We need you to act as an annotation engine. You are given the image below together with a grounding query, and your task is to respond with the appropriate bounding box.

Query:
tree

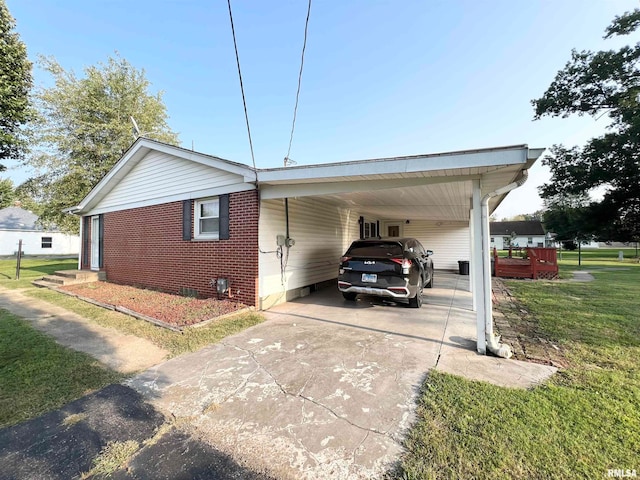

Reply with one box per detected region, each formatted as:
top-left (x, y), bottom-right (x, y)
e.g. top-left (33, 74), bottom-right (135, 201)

top-left (0, 178), bottom-right (14, 208)
top-left (544, 207), bottom-right (595, 266)
top-left (533, 9), bottom-right (640, 245)
top-left (0, 0), bottom-right (33, 170)
top-left (499, 210), bottom-right (545, 222)
top-left (26, 54), bottom-right (179, 233)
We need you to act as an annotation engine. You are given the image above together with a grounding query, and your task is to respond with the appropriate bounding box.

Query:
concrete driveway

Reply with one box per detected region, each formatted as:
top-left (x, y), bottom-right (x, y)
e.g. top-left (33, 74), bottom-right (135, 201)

top-left (127, 272), bottom-right (555, 479)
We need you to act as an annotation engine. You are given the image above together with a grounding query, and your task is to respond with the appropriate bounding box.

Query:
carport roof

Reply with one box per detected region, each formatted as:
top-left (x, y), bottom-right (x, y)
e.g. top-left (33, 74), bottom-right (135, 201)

top-left (258, 144), bottom-right (545, 222)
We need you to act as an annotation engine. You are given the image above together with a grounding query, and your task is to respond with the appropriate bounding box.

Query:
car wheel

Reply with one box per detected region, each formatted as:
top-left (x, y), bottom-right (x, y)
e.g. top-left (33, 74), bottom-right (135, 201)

top-left (342, 292), bottom-right (357, 301)
top-left (426, 269), bottom-right (434, 288)
top-left (408, 283), bottom-right (423, 308)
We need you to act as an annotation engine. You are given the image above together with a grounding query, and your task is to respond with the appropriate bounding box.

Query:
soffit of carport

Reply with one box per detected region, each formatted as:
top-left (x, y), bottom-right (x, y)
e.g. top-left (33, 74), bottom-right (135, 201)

top-left (260, 163), bottom-right (526, 222)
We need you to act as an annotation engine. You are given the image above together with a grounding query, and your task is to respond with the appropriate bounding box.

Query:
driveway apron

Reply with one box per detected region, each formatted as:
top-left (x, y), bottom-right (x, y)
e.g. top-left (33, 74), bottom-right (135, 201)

top-left (127, 273), bottom-right (473, 479)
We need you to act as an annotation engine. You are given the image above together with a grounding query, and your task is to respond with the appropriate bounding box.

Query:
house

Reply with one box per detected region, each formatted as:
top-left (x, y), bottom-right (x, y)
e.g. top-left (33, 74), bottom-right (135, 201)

top-left (66, 138), bottom-right (545, 354)
top-left (0, 205), bottom-right (80, 256)
top-left (490, 220), bottom-right (547, 250)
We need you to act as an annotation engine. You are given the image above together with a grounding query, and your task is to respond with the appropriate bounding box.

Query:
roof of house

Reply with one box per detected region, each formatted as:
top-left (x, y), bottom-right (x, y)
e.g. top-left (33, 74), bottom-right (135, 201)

top-left (490, 221), bottom-right (545, 236)
top-left (68, 138), bottom-right (546, 221)
top-left (0, 206), bottom-right (47, 231)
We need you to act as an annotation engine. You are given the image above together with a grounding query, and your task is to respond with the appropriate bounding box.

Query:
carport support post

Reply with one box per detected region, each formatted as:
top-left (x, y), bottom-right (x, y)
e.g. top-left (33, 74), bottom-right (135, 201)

top-left (471, 180), bottom-right (486, 354)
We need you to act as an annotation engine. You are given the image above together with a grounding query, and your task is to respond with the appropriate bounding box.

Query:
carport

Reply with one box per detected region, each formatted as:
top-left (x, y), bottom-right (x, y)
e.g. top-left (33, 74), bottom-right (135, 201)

top-left (256, 144), bottom-right (545, 354)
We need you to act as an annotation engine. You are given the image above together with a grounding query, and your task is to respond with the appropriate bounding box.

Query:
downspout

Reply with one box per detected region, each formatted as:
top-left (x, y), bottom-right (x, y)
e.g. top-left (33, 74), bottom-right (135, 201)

top-left (481, 169), bottom-right (529, 358)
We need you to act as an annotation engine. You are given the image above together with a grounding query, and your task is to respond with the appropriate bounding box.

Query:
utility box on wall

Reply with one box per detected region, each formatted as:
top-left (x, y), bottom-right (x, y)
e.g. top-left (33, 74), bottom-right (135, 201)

top-left (217, 278), bottom-right (229, 296)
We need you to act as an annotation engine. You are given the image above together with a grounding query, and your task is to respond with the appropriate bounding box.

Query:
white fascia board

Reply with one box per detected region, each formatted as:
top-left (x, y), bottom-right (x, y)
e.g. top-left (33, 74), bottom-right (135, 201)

top-left (259, 174), bottom-right (480, 200)
top-left (85, 183), bottom-right (255, 216)
top-left (258, 146), bottom-right (529, 184)
top-left (73, 138), bottom-right (257, 215)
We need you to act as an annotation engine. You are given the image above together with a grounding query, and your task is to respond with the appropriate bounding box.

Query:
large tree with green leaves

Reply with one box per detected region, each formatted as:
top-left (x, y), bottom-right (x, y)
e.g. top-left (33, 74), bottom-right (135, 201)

top-left (533, 9), bottom-right (640, 243)
top-left (0, 0), bottom-right (32, 170)
top-left (27, 54), bottom-right (179, 233)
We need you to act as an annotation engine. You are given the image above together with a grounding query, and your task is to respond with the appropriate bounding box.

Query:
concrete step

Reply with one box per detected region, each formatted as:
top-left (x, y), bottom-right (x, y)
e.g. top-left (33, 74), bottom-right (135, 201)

top-left (41, 275), bottom-right (67, 285)
top-left (32, 279), bottom-right (61, 289)
top-left (54, 270), bottom-right (100, 282)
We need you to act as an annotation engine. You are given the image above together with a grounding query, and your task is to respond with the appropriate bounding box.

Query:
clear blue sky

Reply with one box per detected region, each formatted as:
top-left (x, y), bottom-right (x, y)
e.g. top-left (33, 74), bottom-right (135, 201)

top-left (6, 0), bottom-right (639, 218)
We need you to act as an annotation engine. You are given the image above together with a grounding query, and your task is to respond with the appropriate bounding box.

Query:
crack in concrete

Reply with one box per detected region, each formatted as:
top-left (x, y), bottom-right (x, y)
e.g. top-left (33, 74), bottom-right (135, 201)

top-left (351, 431), bottom-right (369, 464)
top-left (221, 341), bottom-right (395, 440)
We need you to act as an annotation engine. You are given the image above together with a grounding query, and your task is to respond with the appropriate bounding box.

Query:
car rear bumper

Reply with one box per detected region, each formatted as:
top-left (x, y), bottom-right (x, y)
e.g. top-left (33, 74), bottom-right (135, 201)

top-left (337, 281), bottom-right (418, 299)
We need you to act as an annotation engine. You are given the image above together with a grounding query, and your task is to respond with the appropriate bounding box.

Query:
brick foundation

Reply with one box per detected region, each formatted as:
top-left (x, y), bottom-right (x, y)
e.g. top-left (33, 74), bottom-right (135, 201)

top-left (95, 190), bottom-right (259, 306)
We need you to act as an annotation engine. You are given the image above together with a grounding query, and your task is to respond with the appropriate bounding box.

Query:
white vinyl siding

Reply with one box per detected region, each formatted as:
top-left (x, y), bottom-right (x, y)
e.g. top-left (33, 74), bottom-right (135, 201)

top-left (402, 221), bottom-right (469, 271)
top-left (0, 231), bottom-right (80, 255)
top-left (94, 150), bottom-right (250, 213)
top-left (259, 197), bottom-right (359, 307)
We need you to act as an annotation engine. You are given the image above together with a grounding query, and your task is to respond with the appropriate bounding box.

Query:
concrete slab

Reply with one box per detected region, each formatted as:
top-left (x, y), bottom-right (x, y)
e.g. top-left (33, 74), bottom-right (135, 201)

top-left (434, 281), bottom-right (558, 388)
top-left (570, 270), bottom-right (595, 282)
top-left (0, 287), bottom-right (168, 374)
top-left (125, 272), bottom-right (557, 479)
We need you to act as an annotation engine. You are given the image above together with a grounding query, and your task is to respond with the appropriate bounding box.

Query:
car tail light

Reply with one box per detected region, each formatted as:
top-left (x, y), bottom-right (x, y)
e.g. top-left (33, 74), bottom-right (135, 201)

top-left (338, 281), bottom-right (352, 288)
top-left (340, 256), bottom-right (352, 264)
top-left (388, 287), bottom-right (409, 295)
top-left (391, 258), bottom-right (412, 274)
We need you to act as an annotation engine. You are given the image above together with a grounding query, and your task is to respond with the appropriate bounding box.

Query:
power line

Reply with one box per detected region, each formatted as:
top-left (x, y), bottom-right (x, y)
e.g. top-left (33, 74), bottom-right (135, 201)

top-left (227, 0), bottom-right (258, 176)
top-left (285, 0), bottom-right (312, 164)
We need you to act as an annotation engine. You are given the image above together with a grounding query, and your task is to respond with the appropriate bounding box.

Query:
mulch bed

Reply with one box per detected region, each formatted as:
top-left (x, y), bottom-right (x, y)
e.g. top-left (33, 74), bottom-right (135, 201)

top-left (60, 282), bottom-right (248, 329)
top-left (492, 278), bottom-right (569, 368)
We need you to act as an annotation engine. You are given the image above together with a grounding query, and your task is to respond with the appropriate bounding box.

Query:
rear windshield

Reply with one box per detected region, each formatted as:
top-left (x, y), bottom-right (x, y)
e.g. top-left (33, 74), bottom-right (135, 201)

top-left (347, 241), bottom-right (403, 257)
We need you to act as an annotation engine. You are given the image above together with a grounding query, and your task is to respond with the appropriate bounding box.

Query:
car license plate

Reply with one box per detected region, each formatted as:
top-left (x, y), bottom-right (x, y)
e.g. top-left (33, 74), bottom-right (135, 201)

top-left (362, 273), bottom-right (377, 283)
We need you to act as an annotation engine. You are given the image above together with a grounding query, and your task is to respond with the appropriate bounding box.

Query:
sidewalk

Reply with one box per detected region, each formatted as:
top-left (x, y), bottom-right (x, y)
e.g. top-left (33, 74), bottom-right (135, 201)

top-left (0, 286), bottom-right (168, 374)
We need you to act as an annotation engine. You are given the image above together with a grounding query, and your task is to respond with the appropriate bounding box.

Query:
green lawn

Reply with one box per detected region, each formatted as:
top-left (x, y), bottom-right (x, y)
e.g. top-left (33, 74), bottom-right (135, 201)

top-left (0, 309), bottom-right (123, 427)
top-left (0, 256), bottom-right (77, 289)
top-left (0, 258), bottom-right (264, 427)
top-left (399, 249), bottom-right (640, 479)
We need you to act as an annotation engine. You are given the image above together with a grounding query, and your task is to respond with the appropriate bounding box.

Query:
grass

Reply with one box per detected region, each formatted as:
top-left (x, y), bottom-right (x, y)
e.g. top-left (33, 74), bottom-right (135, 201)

top-left (0, 256), bottom-right (77, 289)
top-left (81, 440), bottom-right (140, 479)
top-left (0, 309), bottom-right (124, 428)
top-left (399, 249), bottom-right (640, 479)
top-left (0, 258), bottom-right (264, 428)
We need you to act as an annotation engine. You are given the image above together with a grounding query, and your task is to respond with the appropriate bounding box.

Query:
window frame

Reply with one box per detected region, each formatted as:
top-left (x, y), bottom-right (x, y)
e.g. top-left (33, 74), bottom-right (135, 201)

top-left (194, 197), bottom-right (221, 240)
top-left (41, 236), bottom-right (53, 249)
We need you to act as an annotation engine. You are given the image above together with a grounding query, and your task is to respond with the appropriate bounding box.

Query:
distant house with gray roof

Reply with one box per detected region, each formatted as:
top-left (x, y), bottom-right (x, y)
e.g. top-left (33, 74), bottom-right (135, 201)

top-left (0, 205), bottom-right (80, 256)
top-left (490, 220), bottom-right (547, 250)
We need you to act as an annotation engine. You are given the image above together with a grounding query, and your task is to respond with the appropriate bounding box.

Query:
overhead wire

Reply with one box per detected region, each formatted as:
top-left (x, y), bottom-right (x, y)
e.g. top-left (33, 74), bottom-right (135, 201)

top-left (285, 0), bottom-right (312, 163)
top-left (226, 0), bottom-right (258, 181)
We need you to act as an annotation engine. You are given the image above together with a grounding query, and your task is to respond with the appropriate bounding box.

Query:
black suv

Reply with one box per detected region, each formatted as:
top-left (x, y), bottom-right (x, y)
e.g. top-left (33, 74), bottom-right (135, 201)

top-left (337, 238), bottom-right (434, 308)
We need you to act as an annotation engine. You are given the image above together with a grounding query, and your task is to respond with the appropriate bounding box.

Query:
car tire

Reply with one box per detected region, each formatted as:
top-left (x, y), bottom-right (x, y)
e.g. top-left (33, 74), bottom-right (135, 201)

top-left (342, 292), bottom-right (357, 301)
top-left (408, 283), bottom-right (423, 308)
top-left (426, 269), bottom-right (434, 288)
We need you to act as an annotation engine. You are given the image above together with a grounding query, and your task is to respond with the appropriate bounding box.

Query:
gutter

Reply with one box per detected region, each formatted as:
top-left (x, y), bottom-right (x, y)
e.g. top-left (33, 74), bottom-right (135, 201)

top-left (480, 169), bottom-right (529, 358)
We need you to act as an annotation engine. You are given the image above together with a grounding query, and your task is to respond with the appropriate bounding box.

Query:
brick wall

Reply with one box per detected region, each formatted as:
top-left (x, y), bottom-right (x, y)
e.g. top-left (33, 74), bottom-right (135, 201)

top-left (99, 190), bottom-right (259, 306)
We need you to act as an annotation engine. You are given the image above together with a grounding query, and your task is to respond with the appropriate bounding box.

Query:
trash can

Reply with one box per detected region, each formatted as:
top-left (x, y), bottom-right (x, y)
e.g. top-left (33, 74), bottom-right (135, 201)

top-left (458, 260), bottom-right (469, 275)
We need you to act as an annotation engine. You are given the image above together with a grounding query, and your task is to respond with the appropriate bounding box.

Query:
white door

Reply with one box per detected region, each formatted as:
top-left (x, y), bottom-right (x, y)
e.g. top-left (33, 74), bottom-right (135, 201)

top-left (90, 216), bottom-right (100, 270)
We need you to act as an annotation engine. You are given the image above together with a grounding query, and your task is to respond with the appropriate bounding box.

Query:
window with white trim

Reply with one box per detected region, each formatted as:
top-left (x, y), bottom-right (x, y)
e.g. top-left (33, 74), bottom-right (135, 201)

top-left (41, 237), bottom-right (53, 248)
top-left (195, 198), bottom-right (220, 239)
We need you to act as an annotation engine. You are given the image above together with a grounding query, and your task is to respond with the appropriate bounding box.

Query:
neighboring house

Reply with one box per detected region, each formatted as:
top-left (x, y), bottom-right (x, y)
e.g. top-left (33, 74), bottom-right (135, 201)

top-left (67, 138), bottom-right (544, 328)
top-left (490, 221), bottom-right (547, 250)
top-left (0, 205), bottom-right (80, 256)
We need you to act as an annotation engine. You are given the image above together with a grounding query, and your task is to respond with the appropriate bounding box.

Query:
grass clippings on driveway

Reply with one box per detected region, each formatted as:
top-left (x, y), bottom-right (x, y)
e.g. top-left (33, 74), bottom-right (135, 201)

top-left (398, 250), bottom-right (640, 480)
top-left (0, 309), bottom-right (123, 428)
top-left (60, 282), bottom-right (248, 328)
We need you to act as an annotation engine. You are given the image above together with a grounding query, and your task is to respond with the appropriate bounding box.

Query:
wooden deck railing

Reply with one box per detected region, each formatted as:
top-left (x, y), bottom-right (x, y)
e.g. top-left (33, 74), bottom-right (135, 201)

top-left (493, 247), bottom-right (559, 280)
